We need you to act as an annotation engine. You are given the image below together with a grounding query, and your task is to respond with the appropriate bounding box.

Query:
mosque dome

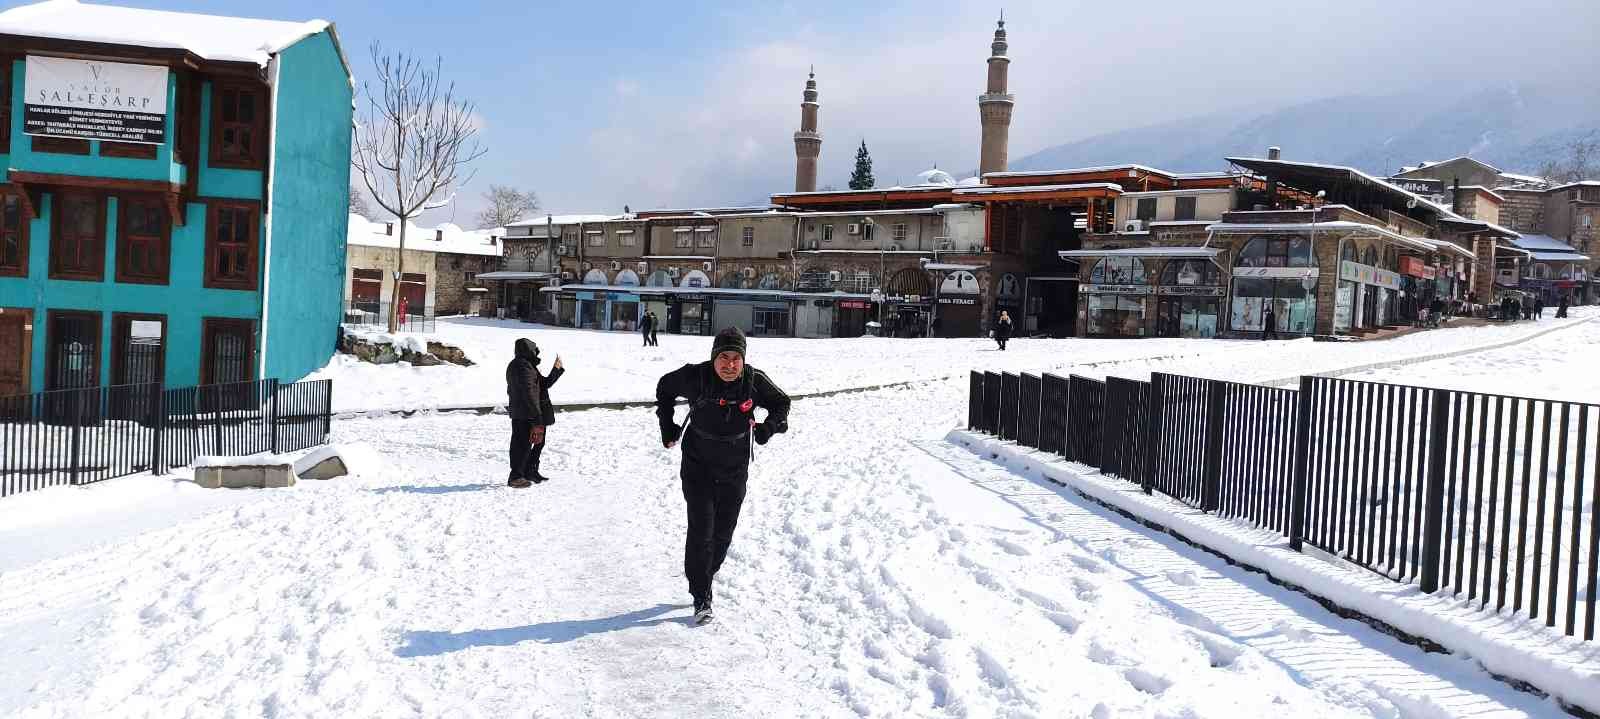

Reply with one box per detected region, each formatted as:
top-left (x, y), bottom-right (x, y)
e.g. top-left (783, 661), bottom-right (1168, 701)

top-left (911, 168), bottom-right (957, 187)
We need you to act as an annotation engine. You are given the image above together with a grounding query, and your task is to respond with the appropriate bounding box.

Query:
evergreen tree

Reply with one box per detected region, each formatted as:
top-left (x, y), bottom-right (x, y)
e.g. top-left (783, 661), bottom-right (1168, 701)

top-left (849, 140), bottom-right (875, 190)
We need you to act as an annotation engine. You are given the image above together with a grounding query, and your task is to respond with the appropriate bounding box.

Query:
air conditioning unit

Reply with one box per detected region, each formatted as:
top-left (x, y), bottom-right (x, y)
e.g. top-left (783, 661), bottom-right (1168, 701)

top-left (702, 261), bottom-right (713, 272)
top-left (847, 223), bottom-right (862, 235)
top-left (1124, 220), bottom-right (1145, 233)
top-left (828, 270), bottom-right (843, 282)
top-left (743, 267), bottom-right (756, 279)
top-left (668, 267), bottom-right (682, 279)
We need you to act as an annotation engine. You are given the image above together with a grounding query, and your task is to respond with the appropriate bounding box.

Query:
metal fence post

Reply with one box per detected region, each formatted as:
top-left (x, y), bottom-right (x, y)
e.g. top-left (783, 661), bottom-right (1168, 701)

top-left (269, 378), bottom-right (280, 455)
top-left (151, 384), bottom-right (166, 475)
top-left (212, 386), bottom-right (224, 456)
top-left (1201, 379), bottom-right (1225, 512)
top-left (1289, 375), bottom-right (1314, 551)
top-left (1143, 373), bottom-right (1164, 494)
top-left (968, 371), bottom-right (983, 431)
top-left (68, 390), bottom-right (84, 486)
top-left (321, 380), bottom-right (333, 442)
top-left (1419, 389), bottom-right (1451, 593)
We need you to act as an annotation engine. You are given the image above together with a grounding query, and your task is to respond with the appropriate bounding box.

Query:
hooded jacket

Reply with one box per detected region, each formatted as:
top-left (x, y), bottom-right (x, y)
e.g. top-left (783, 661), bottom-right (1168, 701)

top-left (656, 362), bottom-right (790, 469)
top-left (507, 338), bottom-right (563, 424)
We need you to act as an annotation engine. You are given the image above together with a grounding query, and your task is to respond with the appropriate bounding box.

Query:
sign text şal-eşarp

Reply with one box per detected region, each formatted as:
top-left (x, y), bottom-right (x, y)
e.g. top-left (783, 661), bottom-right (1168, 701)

top-left (23, 56), bottom-right (168, 145)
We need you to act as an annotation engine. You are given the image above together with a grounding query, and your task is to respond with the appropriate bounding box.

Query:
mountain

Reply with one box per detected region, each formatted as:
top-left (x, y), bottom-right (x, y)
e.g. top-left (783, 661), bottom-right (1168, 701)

top-left (1007, 84), bottom-right (1600, 179)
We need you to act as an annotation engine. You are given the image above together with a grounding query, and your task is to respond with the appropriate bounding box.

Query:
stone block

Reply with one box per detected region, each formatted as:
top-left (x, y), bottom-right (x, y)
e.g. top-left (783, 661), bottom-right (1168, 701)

top-left (293, 446), bottom-right (350, 480)
top-left (193, 461), bottom-right (297, 489)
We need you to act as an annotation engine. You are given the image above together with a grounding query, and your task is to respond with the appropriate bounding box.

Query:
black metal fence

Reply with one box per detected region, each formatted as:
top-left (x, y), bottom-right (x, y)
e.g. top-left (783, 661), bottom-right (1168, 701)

top-left (967, 368), bottom-right (1600, 642)
top-left (1, 378), bottom-right (334, 499)
top-left (344, 300), bottom-right (436, 333)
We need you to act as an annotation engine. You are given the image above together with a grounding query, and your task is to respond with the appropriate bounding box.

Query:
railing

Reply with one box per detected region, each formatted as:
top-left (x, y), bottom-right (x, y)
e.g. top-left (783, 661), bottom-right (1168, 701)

top-left (1, 378), bottom-right (333, 499)
top-left (344, 300), bottom-right (436, 333)
top-left (968, 368), bottom-right (1600, 642)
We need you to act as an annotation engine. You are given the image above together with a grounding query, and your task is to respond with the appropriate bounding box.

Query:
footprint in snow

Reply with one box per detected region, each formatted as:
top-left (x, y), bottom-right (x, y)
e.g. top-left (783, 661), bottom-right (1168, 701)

top-left (1123, 667), bottom-right (1173, 695)
top-left (1164, 569), bottom-right (1198, 586)
top-left (993, 538), bottom-right (1032, 556)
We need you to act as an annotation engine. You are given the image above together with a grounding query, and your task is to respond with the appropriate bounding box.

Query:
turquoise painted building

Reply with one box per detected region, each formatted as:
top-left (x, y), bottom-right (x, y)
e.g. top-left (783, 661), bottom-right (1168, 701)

top-left (0, 1), bottom-right (352, 396)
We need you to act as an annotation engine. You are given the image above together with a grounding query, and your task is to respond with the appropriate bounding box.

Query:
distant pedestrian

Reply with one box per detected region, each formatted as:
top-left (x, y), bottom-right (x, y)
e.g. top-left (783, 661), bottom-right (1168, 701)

top-left (1558, 295), bottom-right (1570, 318)
top-left (649, 311), bottom-right (661, 346)
top-left (1262, 305), bottom-right (1279, 340)
top-left (1534, 296), bottom-right (1545, 320)
top-left (1522, 297), bottom-right (1533, 320)
top-left (641, 312), bottom-right (654, 347)
top-left (505, 339), bottom-right (563, 488)
top-left (1429, 298), bottom-right (1445, 328)
top-left (994, 311), bottom-right (1014, 351)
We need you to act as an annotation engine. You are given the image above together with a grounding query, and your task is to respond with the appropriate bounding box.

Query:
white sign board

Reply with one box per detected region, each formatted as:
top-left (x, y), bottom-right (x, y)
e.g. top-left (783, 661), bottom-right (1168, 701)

top-left (25, 56), bottom-right (168, 145)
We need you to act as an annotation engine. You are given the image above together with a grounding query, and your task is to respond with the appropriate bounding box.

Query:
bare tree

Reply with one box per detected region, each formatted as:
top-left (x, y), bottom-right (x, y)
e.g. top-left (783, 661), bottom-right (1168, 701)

top-left (476, 185), bottom-right (539, 229)
top-left (1536, 132), bottom-right (1599, 184)
top-left (349, 183), bottom-right (371, 219)
top-left (351, 43), bottom-right (486, 331)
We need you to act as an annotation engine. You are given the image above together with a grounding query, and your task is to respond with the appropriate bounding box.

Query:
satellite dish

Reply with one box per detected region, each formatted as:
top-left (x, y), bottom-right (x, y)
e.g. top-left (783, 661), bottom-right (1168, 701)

top-left (1406, 197), bottom-right (1419, 209)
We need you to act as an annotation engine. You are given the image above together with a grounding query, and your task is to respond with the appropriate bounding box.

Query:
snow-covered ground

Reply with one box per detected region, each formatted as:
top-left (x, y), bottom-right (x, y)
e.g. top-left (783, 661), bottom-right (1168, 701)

top-left (309, 309), bottom-right (1595, 413)
top-left (5, 316), bottom-right (1596, 717)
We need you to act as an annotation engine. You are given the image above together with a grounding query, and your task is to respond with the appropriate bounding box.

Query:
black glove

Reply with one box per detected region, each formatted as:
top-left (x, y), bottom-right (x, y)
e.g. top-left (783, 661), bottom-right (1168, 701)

top-left (753, 422), bottom-right (773, 445)
top-left (662, 424), bottom-right (682, 448)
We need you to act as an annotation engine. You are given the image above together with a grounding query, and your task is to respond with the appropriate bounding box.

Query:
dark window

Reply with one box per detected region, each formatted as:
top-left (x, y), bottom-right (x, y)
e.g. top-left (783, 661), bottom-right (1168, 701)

top-left (1236, 236), bottom-right (1313, 269)
top-left (464, 271), bottom-right (477, 285)
top-left (31, 135), bottom-right (89, 155)
top-left (50, 192), bottom-right (106, 281)
top-left (100, 142), bottom-right (158, 159)
top-left (1136, 198), bottom-right (1157, 221)
top-left (46, 310), bottom-right (100, 391)
top-left (112, 313), bottom-right (166, 386)
top-left (1089, 257), bottom-right (1149, 284)
top-left (0, 62), bottom-right (9, 154)
top-left (204, 202), bottom-right (259, 290)
top-left (1159, 259), bottom-right (1220, 286)
top-left (0, 190), bottom-right (27, 277)
top-left (1174, 196), bottom-right (1197, 221)
top-left (211, 84), bottom-right (264, 168)
top-left (116, 195), bottom-right (170, 284)
top-left (201, 318), bottom-right (254, 385)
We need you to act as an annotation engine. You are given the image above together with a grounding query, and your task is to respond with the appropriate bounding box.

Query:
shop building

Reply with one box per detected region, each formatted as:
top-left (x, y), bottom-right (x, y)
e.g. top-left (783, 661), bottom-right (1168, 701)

top-left (0, 1), bottom-right (352, 394)
top-left (343, 215), bottom-right (502, 323)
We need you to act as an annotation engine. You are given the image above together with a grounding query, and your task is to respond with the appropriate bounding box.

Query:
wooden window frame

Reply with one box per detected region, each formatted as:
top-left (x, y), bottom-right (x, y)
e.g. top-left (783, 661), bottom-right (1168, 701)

top-left (203, 200), bottom-right (260, 291)
top-left (1174, 196), bottom-right (1198, 221)
top-left (31, 135), bottom-right (90, 155)
top-left (45, 309), bottom-right (101, 391)
top-left (115, 193), bottom-right (172, 285)
top-left (1135, 198), bottom-right (1158, 221)
top-left (111, 312), bottom-right (167, 387)
top-left (0, 188), bottom-right (29, 278)
top-left (199, 317), bottom-right (255, 386)
top-left (49, 191), bottom-right (108, 282)
top-left (100, 142), bottom-right (158, 160)
top-left (209, 82), bottom-right (266, 170)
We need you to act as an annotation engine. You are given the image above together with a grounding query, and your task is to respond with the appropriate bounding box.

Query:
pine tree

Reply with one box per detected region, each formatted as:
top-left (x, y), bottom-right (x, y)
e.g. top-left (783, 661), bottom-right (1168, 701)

top-left (849, 140), bottom-right (875, 190)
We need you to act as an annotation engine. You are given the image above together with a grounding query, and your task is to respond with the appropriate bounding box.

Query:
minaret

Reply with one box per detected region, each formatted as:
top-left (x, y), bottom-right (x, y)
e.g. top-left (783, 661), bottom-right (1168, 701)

top-left (978, 15), bottom-right (1014, 177)
top-left (793, 68), bottom-right (822, 192)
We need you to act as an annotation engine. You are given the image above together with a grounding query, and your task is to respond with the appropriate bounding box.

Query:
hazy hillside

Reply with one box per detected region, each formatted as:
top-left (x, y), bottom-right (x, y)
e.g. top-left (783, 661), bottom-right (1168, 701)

top-left (1007, 83), bottom-right (1600, 178)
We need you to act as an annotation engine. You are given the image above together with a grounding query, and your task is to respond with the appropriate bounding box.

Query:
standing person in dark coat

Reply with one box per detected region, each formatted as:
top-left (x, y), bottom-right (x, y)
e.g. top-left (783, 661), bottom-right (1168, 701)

top-left (1558, 295), bottom-right (1571, 318)
top-left (506, 338), bottom-right (563, 488)
top-left (655, 327), bottom-right (791, 625)
top-left (640, 312), bottom-right (654, 347)
top-left (1262, 304), bottom-right (1279, 340)
top-left (994, 311), bottom-right (1014, 351)
top-left (649, 311), bottom-right (661, 346)
top-left (1534, 296), bottom-right (1545, 320)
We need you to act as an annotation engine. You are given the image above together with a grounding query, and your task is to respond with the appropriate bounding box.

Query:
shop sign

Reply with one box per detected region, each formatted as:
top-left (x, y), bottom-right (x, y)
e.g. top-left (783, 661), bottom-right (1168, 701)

top-left (1232, 266), bottom-right (1320, 280)
top-left (1399, 257), bottom-right (1426, 277)
top-left (1157, 285), bottom-right (1225, 297)
top-left (937, 297), bottom-right (978, 305)
top-left (1339, 261), bottom-right (1400, 291)
top-left (678, 294), bottom-right (707, 302)
top-left (839, 300), bottom-right (869, 309)
top-left (24, 56), bottom-right (168, 144)
top-left (1079, 284), bottom-right (1153, 295)
top-left (1386, 178), bottom-right (1445, 196)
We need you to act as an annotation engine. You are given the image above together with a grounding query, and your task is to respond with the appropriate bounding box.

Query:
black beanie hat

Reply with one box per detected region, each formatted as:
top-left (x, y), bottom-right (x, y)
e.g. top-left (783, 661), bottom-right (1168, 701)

top-left (710, 326), bottom-right (747, 361)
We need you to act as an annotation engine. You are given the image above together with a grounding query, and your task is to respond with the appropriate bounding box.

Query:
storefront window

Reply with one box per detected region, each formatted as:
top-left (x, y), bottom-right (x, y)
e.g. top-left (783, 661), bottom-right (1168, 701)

top-left (1230, 278), bottom-right (1316, 334)
top-left (1090, 257), bottom-right (1148, 284)
top-left (1086, 294), bottom-right (1146, 336)
top-left (1238, 236), bottom-right (1312, 268)
top-left (1160, 260), bottom-right (1220, 286)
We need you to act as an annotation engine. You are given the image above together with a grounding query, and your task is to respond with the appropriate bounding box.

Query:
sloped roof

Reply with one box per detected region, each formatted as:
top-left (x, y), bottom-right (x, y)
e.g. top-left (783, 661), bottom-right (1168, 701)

top-left (347, 214), bottom-right (502, 257)
top-left (0, 0), bottom-right (337, 68)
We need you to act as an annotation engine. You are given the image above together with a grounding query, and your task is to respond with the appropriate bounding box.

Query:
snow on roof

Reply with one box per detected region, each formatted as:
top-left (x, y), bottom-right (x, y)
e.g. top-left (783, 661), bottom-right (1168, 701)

top-left (1527, 252), bottom-right (1590, 263)
top-left (1455, 185), bottom-right (1505, 203)
top-left (0, 0), bottom-right (336, 68)
top-left (909, 168), bottom-right (957, 188)
top-left (347, 214), bottom-right (502, 257)
top-left (952, 182), bottom-right (1123, 196)
top-left (982, 164), bottom-right (1175, 179)
top-left (1497, 171), bottom-right (1550, 186)
top-left (1170, 171), bottom-right (1240, 180)
top-left (503, 214), bottom-right (620, 228)
top-left (1059, 247), bottom-right (1223, 259)
top-left (1119, 188), bottom-right (1232, 198)
top-left (1227, 157), bottom-right (1461, 221)
top-left (1207, 220), bottom-right (1463, 256)
top-left (1550, 180), bottom-right (1600, 192)
top-left (1513, 234), bottom-right (1580, 253)
top-left (1395, 156), bottom-right (1502, 176)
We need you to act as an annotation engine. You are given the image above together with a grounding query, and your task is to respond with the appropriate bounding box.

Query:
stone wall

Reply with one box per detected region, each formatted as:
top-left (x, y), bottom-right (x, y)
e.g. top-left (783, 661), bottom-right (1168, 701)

top-left (1497, 189), bottom-right (1545, 233)
top-left (432, 252), bottom-right (501, 316)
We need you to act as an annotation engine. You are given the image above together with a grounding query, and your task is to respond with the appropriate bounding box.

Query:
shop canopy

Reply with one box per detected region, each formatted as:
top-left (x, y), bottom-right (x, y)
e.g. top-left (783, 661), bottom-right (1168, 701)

top-left (540, 284), bottom-right (874, 301)
top-left (477, 271), bottom-right (556, 280)
top-left (1206, 221), bottom-right (1472, 258)
top-left (1058, 247), bottom-right (1224, 260)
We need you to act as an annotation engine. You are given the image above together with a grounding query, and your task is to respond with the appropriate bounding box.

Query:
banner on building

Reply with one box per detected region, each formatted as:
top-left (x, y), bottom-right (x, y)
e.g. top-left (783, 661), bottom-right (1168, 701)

top-left (1079, 284), bottom-right (1153, 295)
top-left (1157, 285), bottom-right (1226, 297)
top-left (24, 56), bottom-right (168, 145)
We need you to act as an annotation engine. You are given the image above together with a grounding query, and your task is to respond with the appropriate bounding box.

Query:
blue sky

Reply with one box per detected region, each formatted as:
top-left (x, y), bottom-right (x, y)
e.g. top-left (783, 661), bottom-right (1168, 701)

top-left (9, 1), bottom-right (1600, 225)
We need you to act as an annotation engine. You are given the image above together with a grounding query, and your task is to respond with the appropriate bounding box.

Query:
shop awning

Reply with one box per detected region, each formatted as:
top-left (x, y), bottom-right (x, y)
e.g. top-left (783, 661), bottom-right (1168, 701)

top-left (1059, 247), bottom-right (1223, 259)
top-left (477, 271), bottom-right (555, 280)
top-left (1207, 221), bottom-right (1458, 256)
top-left (922, 262), bottom-right (986, 271)
top-left (1528, 252), bottom-right (1591, 263)
top-left (539, 284), bottom-right (875, 301)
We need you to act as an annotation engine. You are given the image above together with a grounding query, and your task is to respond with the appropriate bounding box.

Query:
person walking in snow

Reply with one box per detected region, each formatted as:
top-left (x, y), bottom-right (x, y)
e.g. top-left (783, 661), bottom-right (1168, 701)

top-left (655, 327), bottom-right (791, 625)
top-left (648, 311), bottom-right (661, 346)
top-left (641, 312), bottom-right (654, 347)
top-left (994, 311), bottom-right (1014, 351)
top-left (506, 338), bottom-right (564, 488)
top-left (1558, 294), bottom-right (1570, 318)
top-left (1534, 296), bottom-right (1545, 320)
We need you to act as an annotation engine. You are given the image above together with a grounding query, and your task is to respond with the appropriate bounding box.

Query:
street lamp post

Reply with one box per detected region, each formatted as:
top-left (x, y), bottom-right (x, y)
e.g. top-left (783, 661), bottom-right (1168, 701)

top-left (864, 217), bottom-right (887, 332)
